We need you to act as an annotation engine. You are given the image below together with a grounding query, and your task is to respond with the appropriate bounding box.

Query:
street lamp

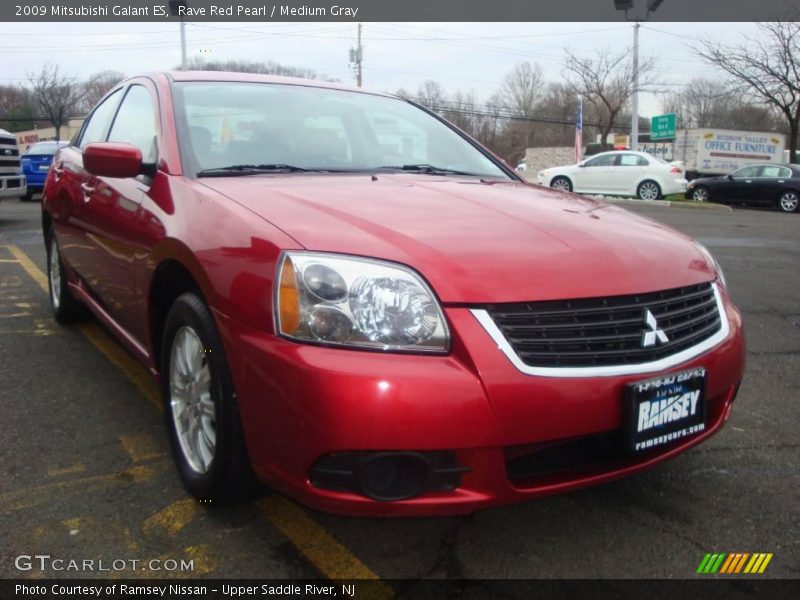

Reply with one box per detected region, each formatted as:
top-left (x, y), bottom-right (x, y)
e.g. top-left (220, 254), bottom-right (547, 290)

top-left (169, 0), bottom-right (188, 69)
top-left (614, 0), bottom-right (664, 151)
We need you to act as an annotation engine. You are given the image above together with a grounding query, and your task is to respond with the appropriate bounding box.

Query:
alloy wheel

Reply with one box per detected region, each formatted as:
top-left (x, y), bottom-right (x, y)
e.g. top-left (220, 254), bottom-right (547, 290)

top-left (551, 178), bottom-right (571, 192)
top-left (779, 191), bottom-right (799, 213)
top-left (169, 326), bottom-right (217, 474)
top-left (49, 237), bottom-right (61, 311)
top-left (638, 182), bottom-right (660, 200)
top-left (692, 187), bottom-right (708, 202)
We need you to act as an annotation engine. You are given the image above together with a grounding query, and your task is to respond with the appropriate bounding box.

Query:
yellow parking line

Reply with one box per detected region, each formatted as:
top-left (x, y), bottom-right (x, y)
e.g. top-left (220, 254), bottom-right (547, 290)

top-left (8, 243), bottom-right (388, 587)
top-left (1, 465), bottom-right (158, 512)
top-left (142, 498), bottom-right (202, 537)
top-left (120, 433), bottom-right (165, 463)
top-left (259, 496), bottom-right (392, 593)
top-left (47, 463), bottom-right (86, 477)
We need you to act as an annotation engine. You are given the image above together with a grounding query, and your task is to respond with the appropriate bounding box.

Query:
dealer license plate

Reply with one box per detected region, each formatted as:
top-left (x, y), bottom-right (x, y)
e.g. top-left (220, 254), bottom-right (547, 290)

top-left (625, 367), bottom-right (706, 452)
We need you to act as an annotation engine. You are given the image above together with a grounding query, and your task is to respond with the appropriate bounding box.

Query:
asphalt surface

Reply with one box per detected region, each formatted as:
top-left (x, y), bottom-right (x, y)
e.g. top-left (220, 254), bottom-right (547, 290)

top-left (0, 196), bottom-right (798, 583)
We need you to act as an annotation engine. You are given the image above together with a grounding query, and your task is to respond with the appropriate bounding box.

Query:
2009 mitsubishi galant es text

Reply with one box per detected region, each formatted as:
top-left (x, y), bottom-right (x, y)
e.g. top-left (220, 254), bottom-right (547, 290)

top-left (42, 72), bottom-right (745, 516)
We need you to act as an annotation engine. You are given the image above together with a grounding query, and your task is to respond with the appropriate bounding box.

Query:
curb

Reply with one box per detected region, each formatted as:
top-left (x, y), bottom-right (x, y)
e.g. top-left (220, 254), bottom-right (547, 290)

top-left (600, 198), bottom-right (733, 211)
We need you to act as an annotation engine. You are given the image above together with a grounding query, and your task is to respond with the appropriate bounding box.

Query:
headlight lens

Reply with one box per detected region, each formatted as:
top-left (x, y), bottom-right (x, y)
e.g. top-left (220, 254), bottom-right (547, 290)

top-left (276, 252), bottom-right (449, 352)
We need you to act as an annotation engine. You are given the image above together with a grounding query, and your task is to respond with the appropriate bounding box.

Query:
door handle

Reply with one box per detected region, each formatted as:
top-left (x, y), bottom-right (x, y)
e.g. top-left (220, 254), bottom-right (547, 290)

top-left (81, 183), bottom-right (95, 202)
top-left (745, 180), bottom-right (752, 183)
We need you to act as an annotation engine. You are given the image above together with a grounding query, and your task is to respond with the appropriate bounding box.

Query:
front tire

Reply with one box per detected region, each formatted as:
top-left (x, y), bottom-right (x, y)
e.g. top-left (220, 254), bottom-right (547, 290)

top-left (22, 189), bottom-right (35, 202)
top-left (778, 190), bottom-right (799, 213)
top-left (161, 291), bottom-right (256, 503)
top-left (637, 180), bottom-right (662, 200)
top-left (47, 233), bottom-right (85, 324)
top-left (550, 176), bottom-right (572, 193)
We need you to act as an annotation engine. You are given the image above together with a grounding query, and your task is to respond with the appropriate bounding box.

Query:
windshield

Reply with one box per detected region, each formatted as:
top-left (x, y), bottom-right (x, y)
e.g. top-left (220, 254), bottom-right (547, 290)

top-left (173, 82), bottom-right (510, 179)
top-left (27, 142), bottom-right (63, 155)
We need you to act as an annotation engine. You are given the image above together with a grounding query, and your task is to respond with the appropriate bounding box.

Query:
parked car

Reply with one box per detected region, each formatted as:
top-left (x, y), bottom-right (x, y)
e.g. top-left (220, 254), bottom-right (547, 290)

top-left (42, 72), bottom-right (744, 516)
top-left (0, 128), bottom-right (26, 203)
top-left (537, 151), bottom-right (688, 200)
top-left (686, 163), bottom-right (800, 213)
top-left (21, 141), bottom-right (69, 201)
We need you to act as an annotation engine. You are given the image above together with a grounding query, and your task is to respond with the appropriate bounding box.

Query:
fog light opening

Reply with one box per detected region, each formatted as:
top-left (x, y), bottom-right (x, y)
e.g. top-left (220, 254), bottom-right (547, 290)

top-left (356, 453), bottom-right (431, 502)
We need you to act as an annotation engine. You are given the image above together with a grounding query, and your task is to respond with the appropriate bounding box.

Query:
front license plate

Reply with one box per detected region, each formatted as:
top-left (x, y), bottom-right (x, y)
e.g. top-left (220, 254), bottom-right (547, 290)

top-left (625, 367), bottom-right (707, 452)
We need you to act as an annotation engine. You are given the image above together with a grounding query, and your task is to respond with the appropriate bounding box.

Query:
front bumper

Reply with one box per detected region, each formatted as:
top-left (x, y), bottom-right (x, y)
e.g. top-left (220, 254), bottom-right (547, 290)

top-left (0, 174), bottom-right (26, 199)
top-left (214, 289), bottom-right (745, 516)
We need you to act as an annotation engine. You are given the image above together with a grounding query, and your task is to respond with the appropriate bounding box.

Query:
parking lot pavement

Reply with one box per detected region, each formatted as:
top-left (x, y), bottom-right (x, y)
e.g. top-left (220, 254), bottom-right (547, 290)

top-left (0, 198), bottom-right (798, 583)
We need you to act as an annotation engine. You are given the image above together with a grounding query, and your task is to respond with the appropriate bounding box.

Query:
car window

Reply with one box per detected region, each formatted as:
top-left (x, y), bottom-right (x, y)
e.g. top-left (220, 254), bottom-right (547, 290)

top-left (107, 85), bottom-right (158, 163)
top-left (174, 82), bottom-right (510, 179)
top-left (617, 154), bottom-right (648, 167)
top-left (27, 142), bottom-right (60, 155)
top-left (731, 165), bottom-right (760, 178)
top-left (584, 154), bottom-right (616, 167)
top-left (79, 89), bottom-right (122, 149)
top-left (758, 165), bottom-right (791, 178)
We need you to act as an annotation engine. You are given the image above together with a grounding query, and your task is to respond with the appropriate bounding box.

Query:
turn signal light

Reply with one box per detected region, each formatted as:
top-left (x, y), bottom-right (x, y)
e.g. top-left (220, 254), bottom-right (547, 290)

top-left (278, 255), bottom-right (300, 334)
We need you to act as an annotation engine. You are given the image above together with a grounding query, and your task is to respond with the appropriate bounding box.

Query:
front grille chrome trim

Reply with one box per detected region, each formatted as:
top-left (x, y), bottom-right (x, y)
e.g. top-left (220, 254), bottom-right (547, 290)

top-left (471, 282), bottom-right (729, 378)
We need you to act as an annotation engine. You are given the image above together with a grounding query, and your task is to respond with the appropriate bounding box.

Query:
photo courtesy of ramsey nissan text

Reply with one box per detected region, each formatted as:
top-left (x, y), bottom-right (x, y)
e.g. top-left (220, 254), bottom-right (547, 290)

top-left (0, 1), bottom-right (798, 598)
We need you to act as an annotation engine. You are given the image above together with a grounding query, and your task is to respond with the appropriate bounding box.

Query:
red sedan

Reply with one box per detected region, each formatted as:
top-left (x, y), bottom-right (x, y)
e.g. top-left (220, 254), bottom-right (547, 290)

top-left (42, 71), bottom-right (745, 516)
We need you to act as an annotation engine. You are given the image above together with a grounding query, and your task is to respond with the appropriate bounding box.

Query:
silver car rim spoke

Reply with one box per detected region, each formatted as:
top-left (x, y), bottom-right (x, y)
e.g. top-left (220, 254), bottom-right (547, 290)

top-left (640, 183), bottom-right (658, 200)
top-left (552, 179), bottom-right (569, 191)
top-left (693, 188), bottom-right (707, 202)
top-left (170, 326), bottom-right (216, 474)
top-left (49, 238), bottom-right (61, 310)
top-left (781, 193), bottom-right (798, 212)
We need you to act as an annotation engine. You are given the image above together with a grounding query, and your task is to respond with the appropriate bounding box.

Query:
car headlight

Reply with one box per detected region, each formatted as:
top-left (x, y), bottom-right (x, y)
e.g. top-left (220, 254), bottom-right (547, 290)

top-left (696, 243), bottom-right (727, 289)
top-left (275, 252), bottom-right (449, 353)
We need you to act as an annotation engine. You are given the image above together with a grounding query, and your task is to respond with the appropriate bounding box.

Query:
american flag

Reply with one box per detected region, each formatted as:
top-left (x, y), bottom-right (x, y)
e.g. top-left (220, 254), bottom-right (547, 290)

top-left (575, 98), bottom-right (583, 164)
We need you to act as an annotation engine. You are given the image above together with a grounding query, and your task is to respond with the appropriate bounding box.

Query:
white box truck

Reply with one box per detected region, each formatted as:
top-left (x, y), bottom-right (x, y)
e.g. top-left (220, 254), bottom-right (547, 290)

top-left (0, 128), bottom-right (27, 203)
top-left (672, 128), bottom-right (786, 180)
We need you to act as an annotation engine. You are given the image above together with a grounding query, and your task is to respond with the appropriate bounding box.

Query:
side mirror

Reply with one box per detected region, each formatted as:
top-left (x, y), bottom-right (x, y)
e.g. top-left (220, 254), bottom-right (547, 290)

top-left (725, 174), bottom-right (733, 180)
top-left (578, 162), bottom-right (586, 168)
top-left (83, 142), bottom-right (143, 178)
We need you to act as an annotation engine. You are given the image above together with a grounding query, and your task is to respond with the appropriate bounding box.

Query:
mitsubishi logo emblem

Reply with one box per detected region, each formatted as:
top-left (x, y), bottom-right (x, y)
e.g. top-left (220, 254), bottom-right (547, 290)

top-left (642, 309), bottom-right (669, 348)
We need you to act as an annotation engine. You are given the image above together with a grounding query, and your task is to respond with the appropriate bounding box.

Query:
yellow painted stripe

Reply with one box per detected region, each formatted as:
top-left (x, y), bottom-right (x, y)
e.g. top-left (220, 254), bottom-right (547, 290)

top-left (259, 495), bottom-right (394, 595)
top-left (758, 553), bottom-right (773, 573)
top-left (719, 553), bottom-right (736, 574)
top-left (47, 463), bottom-right (86, 477)
top-left (0, 465), bottom-right (158, 512)
top-left (7, 245), bottom-right (48, 291)
top-left (80, 322), bottom-right (162, 410)
top-left (743, 554), bottom-right (759, 574)
top-left (120, 433), bottom-right (165, 463)
top-left (7, 244), bottom-right (162, 410)
top-left (734, 553), bottom-right (749, 573)
top-left (142, 498), bottom-right (203, 537)
top-left (9, 244), bottom-right (389, 587)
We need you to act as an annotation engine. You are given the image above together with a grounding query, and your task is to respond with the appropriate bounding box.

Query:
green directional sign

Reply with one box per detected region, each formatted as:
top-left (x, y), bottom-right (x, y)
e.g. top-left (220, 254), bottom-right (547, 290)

top-left (651, 113), bottom-right (677, 140)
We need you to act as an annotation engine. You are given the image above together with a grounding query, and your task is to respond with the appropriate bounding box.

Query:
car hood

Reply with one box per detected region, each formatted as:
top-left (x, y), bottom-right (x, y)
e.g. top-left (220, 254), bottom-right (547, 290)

top-left (199, 174), bottom-right (715, 303)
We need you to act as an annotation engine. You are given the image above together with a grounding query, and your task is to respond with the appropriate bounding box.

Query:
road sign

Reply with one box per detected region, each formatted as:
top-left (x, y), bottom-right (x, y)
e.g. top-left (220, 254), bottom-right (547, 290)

top-left (651, 113), bottom-right (677, 140)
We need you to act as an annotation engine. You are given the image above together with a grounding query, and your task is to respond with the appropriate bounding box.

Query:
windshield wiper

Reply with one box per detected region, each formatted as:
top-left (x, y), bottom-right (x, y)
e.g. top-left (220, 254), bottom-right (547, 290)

top-left (196, 164), bottom-right (312, 177)
top-left (378, 164), bottom-right (483, 177)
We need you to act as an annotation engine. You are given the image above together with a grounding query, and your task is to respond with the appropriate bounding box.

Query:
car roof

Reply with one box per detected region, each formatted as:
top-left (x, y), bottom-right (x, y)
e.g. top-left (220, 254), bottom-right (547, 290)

top-left (149, 70), bottom-right (397, 99)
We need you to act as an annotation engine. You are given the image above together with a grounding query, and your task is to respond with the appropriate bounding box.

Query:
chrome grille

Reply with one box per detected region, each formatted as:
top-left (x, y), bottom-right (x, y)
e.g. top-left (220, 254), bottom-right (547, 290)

top-left (486, 283), bottom-right (721, 368)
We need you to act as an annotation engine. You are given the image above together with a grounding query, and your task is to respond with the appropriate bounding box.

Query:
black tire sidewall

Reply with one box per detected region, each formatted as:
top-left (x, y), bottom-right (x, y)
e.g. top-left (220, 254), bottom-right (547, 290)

top-left (161, 291), bottom-right (250, 501)
top-left (46, 231), bottom-right (83, 324)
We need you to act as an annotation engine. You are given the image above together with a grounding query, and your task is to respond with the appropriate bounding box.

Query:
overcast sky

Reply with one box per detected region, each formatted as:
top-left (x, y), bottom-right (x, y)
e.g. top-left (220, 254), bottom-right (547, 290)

top-left (0, 21), bottom-right (764, 116)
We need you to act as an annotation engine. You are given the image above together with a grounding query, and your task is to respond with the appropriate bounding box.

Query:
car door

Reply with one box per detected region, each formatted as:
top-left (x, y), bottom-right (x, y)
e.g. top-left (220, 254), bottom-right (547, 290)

top-left (574, 153), bottom-right (617, 193)
top-left (82, 83), bottom-right (161, 341)
top-left (614, 153), bottom-right (647, 194)
top-left (724, 165), bottom-right (761, 202)
top-left (52, 89), bottom-right (123, 286)
top-left (747, 165), bottom-right (790, 205)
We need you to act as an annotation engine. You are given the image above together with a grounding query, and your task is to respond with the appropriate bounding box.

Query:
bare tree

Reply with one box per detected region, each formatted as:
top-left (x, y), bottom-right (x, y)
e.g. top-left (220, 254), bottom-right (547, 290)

top-left (695, 20), bottom-right (800, 162)
top-left (564, 49), bottom-right (655, 149)
top-left (498, 62), bottom-right (544, 118)
top-left (661, 78), bottom-right (733, 128)
top-left (415, 80), bottom-right (447, 111)
top-left (78, 70), bottom-right (126, 113)
top-left (27, 64), bottom-right (90, 141)
top-left (0, 85), bottom-right (35, 132)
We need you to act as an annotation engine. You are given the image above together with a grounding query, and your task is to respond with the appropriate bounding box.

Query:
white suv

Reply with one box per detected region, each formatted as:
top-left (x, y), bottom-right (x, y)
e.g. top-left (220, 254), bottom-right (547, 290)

top-left (0, 129), bottom-right (27, 202)
top-left (537, 151), bottom-right (687, 200)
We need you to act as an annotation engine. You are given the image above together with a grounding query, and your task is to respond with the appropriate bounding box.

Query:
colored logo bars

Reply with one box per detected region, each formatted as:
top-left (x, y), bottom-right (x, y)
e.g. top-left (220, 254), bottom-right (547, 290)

top-left (697, 552), bottom-right (773, 574)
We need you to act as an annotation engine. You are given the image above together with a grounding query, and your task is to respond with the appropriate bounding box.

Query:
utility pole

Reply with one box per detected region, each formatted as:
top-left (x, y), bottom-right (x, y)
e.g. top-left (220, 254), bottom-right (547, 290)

top-left (169, 1), bottom-right (188, 69)
top-left (350, 24), bottom-right (363, 87)
top-left (180, 18), bottom-right (187, 69)
top-left (630, 20), bottom-right (640, 151)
